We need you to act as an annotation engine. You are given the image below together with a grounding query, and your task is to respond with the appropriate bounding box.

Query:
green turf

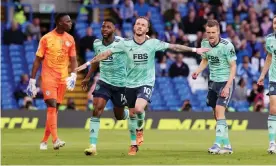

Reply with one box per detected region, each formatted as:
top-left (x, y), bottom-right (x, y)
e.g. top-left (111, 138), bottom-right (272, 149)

top-left (1, 129), bottom-right (276, 165)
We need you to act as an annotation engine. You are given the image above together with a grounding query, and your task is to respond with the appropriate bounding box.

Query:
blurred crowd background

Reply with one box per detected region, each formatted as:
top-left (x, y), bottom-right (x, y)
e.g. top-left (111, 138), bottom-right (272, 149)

top-left (1, 0), bottom-right (276, 112)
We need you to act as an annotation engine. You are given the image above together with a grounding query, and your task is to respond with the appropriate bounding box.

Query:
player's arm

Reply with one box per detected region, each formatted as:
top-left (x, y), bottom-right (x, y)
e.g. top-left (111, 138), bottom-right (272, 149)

top-left (31, 57), bottom-right (43, 79)
top-left (221, 44), bottom-right (237, 98)
top-left (27, 36), bottom-right (46, 97)
top-left (258, 53), bottom-right (272, 85)
top-left (192, 58), bottom-right (208, 79)
top-left (195, 58), bottom-right (208, 74)
top-left (168, 44), bottom-right (210, 55)
top-left (225, 60), bottom-right (237, 89)
top-left (81, 62), bottom-right (99, 91)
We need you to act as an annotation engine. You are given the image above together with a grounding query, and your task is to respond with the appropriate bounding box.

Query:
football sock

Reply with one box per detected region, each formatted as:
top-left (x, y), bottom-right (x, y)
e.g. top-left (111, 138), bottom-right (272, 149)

top-left (137, 111), bottom-right (145, 130)
top-left (222, 120), bottom-right (231, 147)
top-left (90, 117), bottom-right (100, 147)
top-left (268, 114), bottom-right (276, 144)
top-left (47, 107), bottom-right (58, 142)
top-left (215, 119), bottom-right (227, 146)
top-left (41, 120), bottom-right (51, 142)
top-left (128, 116), bottom-right (137, 145)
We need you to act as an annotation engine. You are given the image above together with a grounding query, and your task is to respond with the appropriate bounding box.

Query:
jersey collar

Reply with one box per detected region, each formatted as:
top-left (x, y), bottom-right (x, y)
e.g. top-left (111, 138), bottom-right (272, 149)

top-left (133, 37), bottom-right (147, 45)
top-left (209, 38), bottom-right (221, 48)
top-left (102, 36), bottom-right (115, 46)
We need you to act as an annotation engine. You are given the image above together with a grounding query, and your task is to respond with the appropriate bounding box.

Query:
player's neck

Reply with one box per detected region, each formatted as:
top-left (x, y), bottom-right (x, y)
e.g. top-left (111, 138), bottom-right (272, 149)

top-left (133, 35), bottom-right (146, 45)
top-left (55, 28), bottom-right (65, 35)
top-left (209, 38), bottom-right (220, 47)
top-left (103, 36), bottom-right (115, 46)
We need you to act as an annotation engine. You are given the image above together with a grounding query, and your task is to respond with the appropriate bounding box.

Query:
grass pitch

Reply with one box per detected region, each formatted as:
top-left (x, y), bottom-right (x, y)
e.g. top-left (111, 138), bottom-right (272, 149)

top-left (1, 129), bottom-right (276, 165)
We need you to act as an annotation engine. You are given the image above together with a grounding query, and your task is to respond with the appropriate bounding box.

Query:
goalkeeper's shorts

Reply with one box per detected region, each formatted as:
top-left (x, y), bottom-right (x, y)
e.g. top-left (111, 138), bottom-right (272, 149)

top-left (41, 81), bottom-right (66, 103)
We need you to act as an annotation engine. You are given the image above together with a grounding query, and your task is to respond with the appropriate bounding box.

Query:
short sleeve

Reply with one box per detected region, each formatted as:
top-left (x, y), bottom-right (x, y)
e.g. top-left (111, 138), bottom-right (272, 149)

top-left (226, 43), bottom-right (237, 63)
top-left (265, 38), bottom-right (273, 54)
top-left (153, 39), bottom-right (169, 52)
top-left (69, 39), bottom-right (76, 57)
top-left (36, 36), bottom-right (47, 58)
top-left (109, 40), bottom-right (126, 54)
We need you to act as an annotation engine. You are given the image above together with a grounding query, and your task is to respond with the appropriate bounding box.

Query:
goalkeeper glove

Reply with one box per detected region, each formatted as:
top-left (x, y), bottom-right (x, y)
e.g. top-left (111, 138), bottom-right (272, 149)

top-left (26, 78), bottom-right (37, 98)
top-left (66, 73), bottom-right (77, 91)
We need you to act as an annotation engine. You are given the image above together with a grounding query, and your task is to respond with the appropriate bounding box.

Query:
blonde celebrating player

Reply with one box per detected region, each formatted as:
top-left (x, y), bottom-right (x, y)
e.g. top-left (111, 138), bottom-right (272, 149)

top-left (257, 15), bottom-right (276, 154)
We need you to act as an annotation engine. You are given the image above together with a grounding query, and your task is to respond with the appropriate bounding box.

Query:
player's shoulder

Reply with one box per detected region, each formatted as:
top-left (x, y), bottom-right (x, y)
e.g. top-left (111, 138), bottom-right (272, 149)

top-left (201, 38), bottom-right (208, 43)
top-left (64, 32), bottom-right (74, 39)
top-left (124, 37), bottom-right (133, 41)
top-left (220, 38), bottom-right (234, 47)
top-left (94, 38), bottom-right (102, 44)
top-left (114, 36), bottom-right (124, 43)
top-left (265, 33), bottom-right (276, 40)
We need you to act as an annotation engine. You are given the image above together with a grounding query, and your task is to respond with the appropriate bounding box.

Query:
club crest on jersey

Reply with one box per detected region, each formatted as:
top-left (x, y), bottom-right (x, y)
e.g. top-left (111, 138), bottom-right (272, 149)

top-left (45, 90), bottom-right (51, 96)
top-left (65, 41), bottom-right (71, 47)
top-left (95, 84), bottom-right (100, 91)
top-left (270, 86), bottom-right (275, 92)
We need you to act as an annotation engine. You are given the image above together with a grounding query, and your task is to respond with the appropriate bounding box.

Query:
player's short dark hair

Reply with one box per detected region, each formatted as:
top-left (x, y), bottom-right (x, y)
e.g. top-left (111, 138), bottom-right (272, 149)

top-left (55, 13), bottom-right (69, 24)
top-left (103, 18), bottom-right (117, 26)
top-left (135, 16), bottom-right (151, 28)
top-left (206, 19), bottom-right (220, 28)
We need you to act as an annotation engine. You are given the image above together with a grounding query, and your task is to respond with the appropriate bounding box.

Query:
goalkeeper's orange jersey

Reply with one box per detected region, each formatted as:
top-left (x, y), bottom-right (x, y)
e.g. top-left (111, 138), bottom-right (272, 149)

top-left (36, 29), bottom-right (76, 84)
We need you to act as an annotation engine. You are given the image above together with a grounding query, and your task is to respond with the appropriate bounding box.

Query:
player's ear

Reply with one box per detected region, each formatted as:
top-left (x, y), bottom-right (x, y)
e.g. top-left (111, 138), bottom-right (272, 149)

top-left (146, 27), bottom-right (149, 33)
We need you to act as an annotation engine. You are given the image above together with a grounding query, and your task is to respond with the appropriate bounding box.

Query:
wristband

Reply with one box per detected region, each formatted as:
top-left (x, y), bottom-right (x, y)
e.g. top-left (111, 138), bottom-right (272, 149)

top-left (192, 48), bottom-right (197, 52)
top-left (29, 78), bottom-right (36, 84)
top-left (86, 61), bottom-right (91, 66)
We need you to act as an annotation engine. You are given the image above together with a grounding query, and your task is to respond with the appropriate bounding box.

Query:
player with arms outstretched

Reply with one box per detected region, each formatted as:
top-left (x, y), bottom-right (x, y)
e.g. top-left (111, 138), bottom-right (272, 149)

top-left (76, 16), bottom-right (210, 155)
top-left (192, 20), bottom-right (237, 154)
top-left (27, 13), bottom-right (78, 150)
top-left (81, 19), bottom-right (129, 156)
top-left (257, 15), bottom-right (276, 154)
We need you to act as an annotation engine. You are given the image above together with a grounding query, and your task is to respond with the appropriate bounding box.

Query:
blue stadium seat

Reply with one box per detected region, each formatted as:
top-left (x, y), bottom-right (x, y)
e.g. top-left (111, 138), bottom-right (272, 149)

top-left (151, 105), bottom-right (167, 111)
top-left (192, 106), bottom-right (203, 112)
top-left (91, 23), bottom-right (101, 29)
top-left (105, 100), bottom-right (113, 111)
top-left (77, 29), bottom-right (86, 38)
top-left (85, 51), bottom-right (94, 61)
top-left (9, 51), bottom-right (21, 56)
top-left (10, 57), bottom-right (22, 63)
top-left (37, 103), bottom-right (47, 110)
top-left (1, 104), bottom-right (17, 109)
top-left (122, 23), bottom-right (132, 30)
top-left (77, 14), bottom-right (88, 22)
top-left (25, 45), bottom-right (35, 52)
top-left (155, 77), bottom-right (171, 84)
top-left (75, 23), bottom-right (88, 29)
top-left (172, 77), bottom-right (188, 84)
top-left (168, 106), bottom-right (180, 111)
top-left (203, 106), bottom-right (213, 112)
top-left (9, 45), bottom-right (22, 51)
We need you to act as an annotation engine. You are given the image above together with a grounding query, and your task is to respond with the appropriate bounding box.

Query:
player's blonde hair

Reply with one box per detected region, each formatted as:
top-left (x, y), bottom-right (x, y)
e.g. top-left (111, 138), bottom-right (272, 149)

top-left (135, 16), bottom-right (151, 28)
top-left (206, 19), bottom-right (220, 28)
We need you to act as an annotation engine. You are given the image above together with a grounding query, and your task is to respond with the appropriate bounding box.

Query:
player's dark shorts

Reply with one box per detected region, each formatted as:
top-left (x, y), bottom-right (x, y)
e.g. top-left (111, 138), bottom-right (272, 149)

top-left (268, 82), bottom-right (276, 96)
top-left (92, 80), bottom-right (126, 107)
top-left (125, 85), bottom-right (153, 108)
top-left (206, 80), bottom-right (235, 109)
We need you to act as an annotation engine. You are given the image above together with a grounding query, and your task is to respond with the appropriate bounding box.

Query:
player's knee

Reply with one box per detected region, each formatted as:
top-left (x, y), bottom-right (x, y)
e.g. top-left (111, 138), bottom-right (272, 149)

top-left (134, 107), bottom-right (144, 114)
top-left (270, 105), bottom-right (276, 114)
top-left (45, 99), bottom-right (57, 108)
top-left (129, 109), bottom-right (136, 117)
top-left (93, 104), bottom-right (105, 117)
top-left (114, 113), bottom-right (124, 120)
